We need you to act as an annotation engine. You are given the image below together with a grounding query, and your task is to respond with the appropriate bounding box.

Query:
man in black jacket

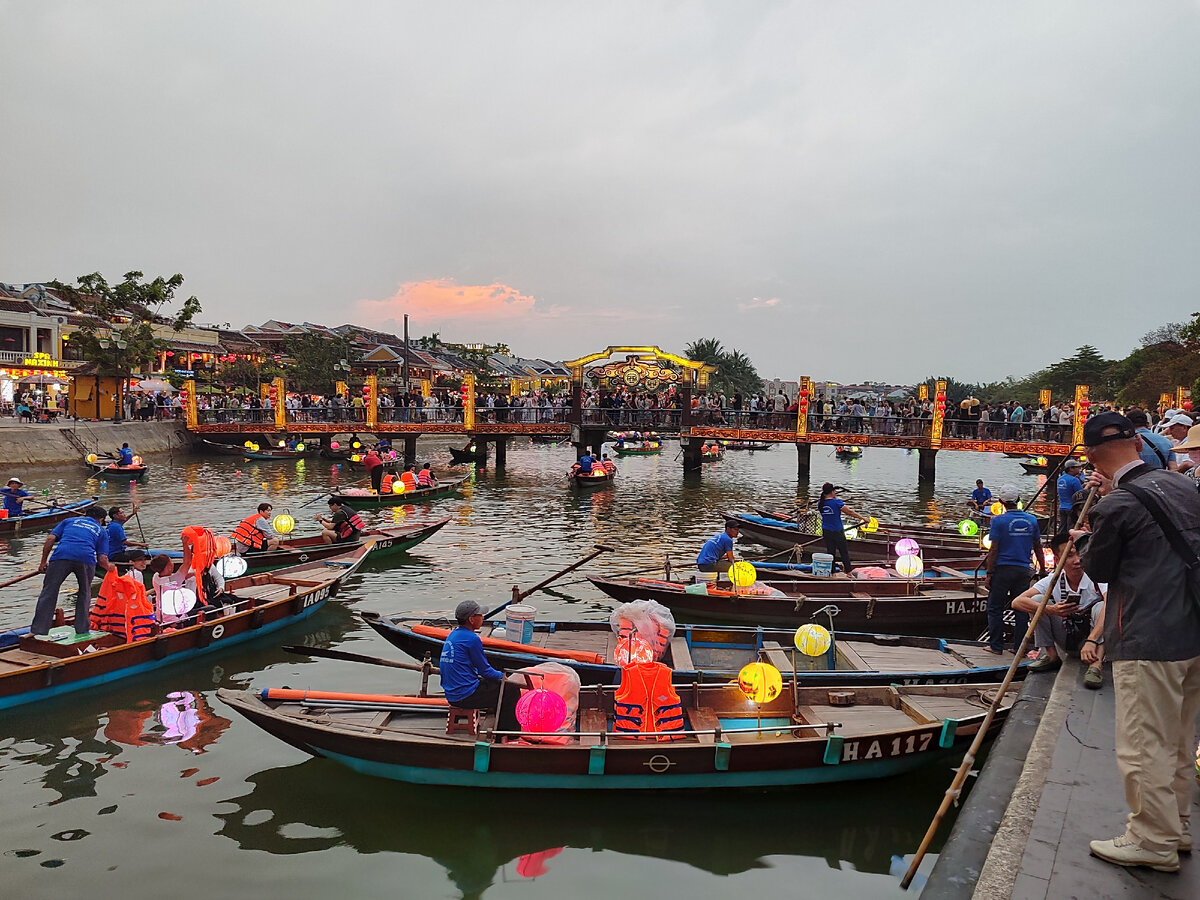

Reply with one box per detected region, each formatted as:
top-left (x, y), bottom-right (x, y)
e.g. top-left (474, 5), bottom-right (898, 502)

top-left (1073, 412), bottom-right (1200, 872)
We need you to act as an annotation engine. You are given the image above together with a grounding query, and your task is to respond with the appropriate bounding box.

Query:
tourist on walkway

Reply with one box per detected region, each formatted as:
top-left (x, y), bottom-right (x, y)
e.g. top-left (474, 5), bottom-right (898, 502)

top-left (983, 485), bottom-right (1038, 654)
top-left (1073, 411), bottom-right (1200, 872)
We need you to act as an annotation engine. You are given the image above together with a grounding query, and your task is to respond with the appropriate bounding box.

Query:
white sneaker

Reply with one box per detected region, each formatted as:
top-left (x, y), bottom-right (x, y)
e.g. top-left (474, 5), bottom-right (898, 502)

top-left (1090, 834), bottom-right (1179, 872)
top-left (1181, 819), bottom-right (1191, 853)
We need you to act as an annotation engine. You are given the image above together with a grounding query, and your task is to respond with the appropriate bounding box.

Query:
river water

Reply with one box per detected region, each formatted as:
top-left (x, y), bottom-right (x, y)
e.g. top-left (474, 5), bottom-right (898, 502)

top-left (0, 440), bottom-right (1050, 898)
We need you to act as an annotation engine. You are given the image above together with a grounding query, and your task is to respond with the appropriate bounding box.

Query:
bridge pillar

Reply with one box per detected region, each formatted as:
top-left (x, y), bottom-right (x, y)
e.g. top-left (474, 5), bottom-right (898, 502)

top-left (403, 435), bottom-right (418, 468)
top-left (680, 436), bottom-right (702, 472)
top-left (795, 442), bottom-right (811, 478)
top-left (495, 437), bottom-right (507, 469)
top-left (918, 448), bottom-right (937, 483)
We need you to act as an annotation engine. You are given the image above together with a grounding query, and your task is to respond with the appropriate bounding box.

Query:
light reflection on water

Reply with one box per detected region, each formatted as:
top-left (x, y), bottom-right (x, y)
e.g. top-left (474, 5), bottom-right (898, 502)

top-left (0, 440), bottom-right (1041, 897)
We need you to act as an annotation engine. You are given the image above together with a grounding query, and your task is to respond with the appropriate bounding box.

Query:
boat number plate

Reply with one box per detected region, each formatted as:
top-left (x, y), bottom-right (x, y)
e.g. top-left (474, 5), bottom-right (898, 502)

top-left (210, 624), bottom-right (225, 640)
top-left (644, 754), bottom-right (675, 774)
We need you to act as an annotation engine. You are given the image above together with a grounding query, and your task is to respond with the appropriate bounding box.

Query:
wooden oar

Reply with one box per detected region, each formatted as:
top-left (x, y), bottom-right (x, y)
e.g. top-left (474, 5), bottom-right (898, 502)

top-left (484, 543), bottom-right (616, 621)
top-left (0, 570), bottom-right (40, 590)
top-left (899, 482), bottom-right (1100, 889)
top-left (282, 644), bottom-right (439, 673)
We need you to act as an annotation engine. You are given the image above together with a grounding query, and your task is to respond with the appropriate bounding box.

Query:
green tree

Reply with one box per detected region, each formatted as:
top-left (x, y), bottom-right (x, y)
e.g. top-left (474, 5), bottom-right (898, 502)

top-left (1030, 345), bottom-right (1115, 398)
top-left (283, 332), bottom-right (358, 394)
top-left (918, 376), bottom-right (981, 407)
top-left (684, 338), bottom-right (763, 396)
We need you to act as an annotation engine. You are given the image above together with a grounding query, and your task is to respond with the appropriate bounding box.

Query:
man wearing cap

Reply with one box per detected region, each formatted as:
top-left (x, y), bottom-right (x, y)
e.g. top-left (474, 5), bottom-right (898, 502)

top-left (1056, 460), bottom-right (1085, 526)
top-left (696, 520), bottom-right (740, 579)
top-left (1072, 411), bottom-right (1200, 871)
top-left (1, 477), bottom-right (31, 518)
top-left (968, 479), bottom-right (992, 512)
top-left (1126, 408), bottom-right (1176, 471)
top-left (984, 485), bottom-right (1039, 655)
top-left (31, 505), bottom-right (113, 638)
top-left (441, 600), bottom-right (520, 734)
top-left (1164, 412), bottom-right (1196, 474)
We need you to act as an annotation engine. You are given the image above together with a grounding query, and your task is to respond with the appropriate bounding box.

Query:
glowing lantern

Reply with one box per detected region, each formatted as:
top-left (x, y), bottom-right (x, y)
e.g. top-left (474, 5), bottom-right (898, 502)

top-left (729, 560), bottom-right (757, 588)
top-left (161, 587), bottom-right (198, 618)
top-left (330, 441), bottom-right (340, 450)
top-left (794, 623), bottom-right (832, 656)
top-left (861, 517), bottom-right (879, 534)
top-left (958, 519), bottom-right (979, 537)
top-left (86, 453), bottom-right (98, 464)
top-left (351, 454), bottom-right (362, 463)
top-left (278, 440), bottom-right (286, 448)
top-left (132, 456), bottom-right (142, 466)
top-left (895, 538), bottom-right (921, 557)
top-left (352, 441), bottom-right (361, 449)
top-left (272, 512), bottom-right (295, 534)
top-left (614, 634), bottom-right (655, 665)
top-left (982, 533), bottom-right (993, 550)
top-left (1035, 456), bottom-right (1047, 466)
top-left (296, 443), bottom-right (305, 452)
top-left (989, 501), bottom-right (1005, 516)
top-left (1043, 548), bottom-right (1056, 568)
top-left (391, 480), bottom-right (407, 494)
top-left (244, 441), bottom-right (253, 449)
top-left (251, 443), bottom-right (260, 452)
top-left (515, 689), bottom-right (567, 733)
top-left (895, 554), bottom-right (924, 578)
top-left (217, 555), bottom-right (248, 578)
top-left (737, 662), bottom-right (783, 704)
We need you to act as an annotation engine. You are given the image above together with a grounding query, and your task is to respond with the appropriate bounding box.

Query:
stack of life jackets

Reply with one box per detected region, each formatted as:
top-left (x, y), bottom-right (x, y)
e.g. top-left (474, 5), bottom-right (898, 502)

top-left (231, 515), bottom-right (267, 552)
top-left (613, 662), bottom-right (685, 741)
top-left (90, 569), bottom-right (156, 642)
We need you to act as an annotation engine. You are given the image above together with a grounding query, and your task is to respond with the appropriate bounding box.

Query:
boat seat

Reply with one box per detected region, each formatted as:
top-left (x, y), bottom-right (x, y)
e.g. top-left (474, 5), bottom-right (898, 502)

top-left (446, 707), bottom-right (480, 736)
top-left (579, 707), bottom-right (608, 746)
top-left (687, 707), bottom-right (719, 744)
top-left (669, 637), bottom-right (694, 671)
top-left (834, 642), bottom-right (875, 672)
top-left (760, 640), bottom-right (791, 671)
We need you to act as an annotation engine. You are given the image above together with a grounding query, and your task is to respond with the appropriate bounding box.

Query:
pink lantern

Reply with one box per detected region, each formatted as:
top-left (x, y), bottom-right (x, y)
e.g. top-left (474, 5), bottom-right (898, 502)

top-left (515, 689), bottom-right (567, 733)
top-left (614, 633), bottom-right (655, 665)
top-left (330, 441), bottom-right (340, 450)
top-left (895, 538), bottom-right (921, 557)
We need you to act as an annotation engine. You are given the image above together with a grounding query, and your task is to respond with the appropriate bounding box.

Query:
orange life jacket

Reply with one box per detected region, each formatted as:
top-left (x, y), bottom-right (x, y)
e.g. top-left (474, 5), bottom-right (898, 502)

top-left (381, 474), bottom-right (395, 493)
top-left (90, 569), bottom-right (156, 642)
top-left (601, 460), bottom-right (616, 474)
top-left (401, 471), bottom-right (418, 489)
top-left (417, 470), bottom-right (435, 487)
top-left (181, 526), bottom-right (218, 605)
top-left (231, 514), bottom-right (266, 551)
top-left (612, 662), bottom-right (685, 741)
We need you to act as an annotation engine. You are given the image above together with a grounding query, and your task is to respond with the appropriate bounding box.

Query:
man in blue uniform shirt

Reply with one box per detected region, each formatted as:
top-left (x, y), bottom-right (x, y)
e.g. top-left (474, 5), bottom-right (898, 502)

top-left (985, 485), bottom-right (1040, 654)
top-left (969, 479), bottom-right (992, 512)
top-left (106, 505), bottom-right (148, 562)
top-left (1056, 460), bottom-right (1084, 525)
top-left (2, 476), bottom-right (32, 517)
top-left (696, 520), bottom-right (739, 578)
top-left (31, 506), bottom-right (114, 638)
top-left (117, 443), bottom-right (134, 466)
top-left (440, 600), bottom-right (520, 734)
top-left (1126, 408), bottom-right (1175, 470)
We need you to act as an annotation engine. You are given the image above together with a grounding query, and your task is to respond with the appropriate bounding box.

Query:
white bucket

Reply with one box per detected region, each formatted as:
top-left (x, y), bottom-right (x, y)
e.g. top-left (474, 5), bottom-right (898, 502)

top-left (505, 604), bottom-right (536, 644)
top-left (811, 553), bottom-right (834, 578)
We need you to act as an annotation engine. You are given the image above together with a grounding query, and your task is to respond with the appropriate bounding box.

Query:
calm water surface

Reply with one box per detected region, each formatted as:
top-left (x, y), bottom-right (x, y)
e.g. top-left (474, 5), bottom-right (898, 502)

top-left (0, 441), bottom-right (1048, 898)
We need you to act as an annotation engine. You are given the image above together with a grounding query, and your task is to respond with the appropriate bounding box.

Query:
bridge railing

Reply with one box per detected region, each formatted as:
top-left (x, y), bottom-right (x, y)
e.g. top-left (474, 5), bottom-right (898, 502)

top-left (581, 408), bottom-right (684, 430)
top-left (196, 408), bottom-right (276, 426)
top-left (288, 406), bottom-right (367, 425)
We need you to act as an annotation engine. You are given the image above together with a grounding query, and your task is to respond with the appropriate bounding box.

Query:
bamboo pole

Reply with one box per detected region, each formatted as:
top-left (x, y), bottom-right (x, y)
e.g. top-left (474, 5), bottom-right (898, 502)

top-left (900, 483), bottom-right (1100, 889)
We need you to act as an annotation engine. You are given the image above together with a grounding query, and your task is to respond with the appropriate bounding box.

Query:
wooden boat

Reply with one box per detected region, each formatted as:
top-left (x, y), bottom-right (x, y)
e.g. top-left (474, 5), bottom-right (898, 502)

top-left (362, 612), bottom-right (1027, 688)
top-left (1019, 462), bottom-right (1051, 475)
top-left (571, 468), bottom-right (614, 490)
top-left (700, 444), bottom-right (725, 460)
top-left (330, 475), bottom-right (468, 507)
top-left (612, 443), bottom-right (662, 456)
top-left (0, 545), bottom-right (372, 711)
top-left (199, 439), bottom-right (253, 457)
top-left (723, 441), bottom-right (773, 451)
top-left (218, 680), bottom-right (1011, 790)
top-left (587, 575), bottom-right (987, 633)
top-left (241, 445), bottom-right (317, 461)
top-left (0, 498), bottom-right (97, 537)
top-left (835, 445), bottom-right (863, 459)
top-left (85, 461), bottom-right (148, 481)
top-left (448, 446), bottom-right (487, 465)
top-left (234, 518), bottom-right (451, 574)
top-left (725, 512), bottom-right (987, 562)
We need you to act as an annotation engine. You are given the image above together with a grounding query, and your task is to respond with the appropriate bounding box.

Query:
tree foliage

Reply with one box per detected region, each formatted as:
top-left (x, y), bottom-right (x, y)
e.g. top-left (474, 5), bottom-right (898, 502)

top-left (684, 338), bottom-right (763, 397)
top-left (283, 332), bottom-right (358, 394)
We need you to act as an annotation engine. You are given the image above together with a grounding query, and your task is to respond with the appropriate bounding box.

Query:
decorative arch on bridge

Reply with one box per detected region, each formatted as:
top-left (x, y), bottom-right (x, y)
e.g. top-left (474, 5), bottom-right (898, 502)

top-left (562, 346), bottom-right (718, 391)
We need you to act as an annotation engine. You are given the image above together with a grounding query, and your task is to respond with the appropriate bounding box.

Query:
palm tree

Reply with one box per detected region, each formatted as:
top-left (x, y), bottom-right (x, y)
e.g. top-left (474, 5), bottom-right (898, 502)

top-left (685, 338), bottom-right (725, 367)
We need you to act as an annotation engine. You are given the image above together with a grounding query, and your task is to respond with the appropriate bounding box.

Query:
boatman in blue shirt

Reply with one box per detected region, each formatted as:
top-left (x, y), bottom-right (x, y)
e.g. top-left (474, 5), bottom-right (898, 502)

top-left (117, 443), bottom-right (134, 466)
top-left (984, 485), bottom-right (1040, 654)
top-left (31, 506), bottom-right (114, 639)
top-left (2, 476), bottom-right (32, 517)
top-left (968, 479), bottom-right (992, 512)
top-left (1056, 459), bottom-right (1085, 525)
top-left (696, 519), bottom-right (740, 579)
top-left (440, 600), bottom-right (521, 735)
top-left (106, 505), bottom-right (148, 562)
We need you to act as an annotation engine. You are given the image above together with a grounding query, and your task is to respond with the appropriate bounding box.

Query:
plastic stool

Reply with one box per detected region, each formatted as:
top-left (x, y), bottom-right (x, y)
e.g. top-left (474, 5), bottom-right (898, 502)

top-left (446, 707), bottom-right (480, 736)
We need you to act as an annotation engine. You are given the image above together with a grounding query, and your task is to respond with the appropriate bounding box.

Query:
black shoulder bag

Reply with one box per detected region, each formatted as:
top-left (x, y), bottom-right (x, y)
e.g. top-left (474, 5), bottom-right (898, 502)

top-left (1119, 480), bottom-right (1200, 612)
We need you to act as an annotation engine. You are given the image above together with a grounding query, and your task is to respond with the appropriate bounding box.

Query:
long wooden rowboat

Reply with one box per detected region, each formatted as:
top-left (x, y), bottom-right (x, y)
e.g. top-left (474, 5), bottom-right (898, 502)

top-left (571, 469), bottom-right (614, 490)
top-left (587, 576), bottom-right (988, 634)
top-left (612, 444), bottom-right (662, 456)
top-left (448, 446), bottom-right (487, 465)
top-left (1019, 462), bottom-right (1051, 475)
top-left (361, 612), bottom-right (1026, 688)
top-left (242, 446), bottom-right (317, 461)
top-left (725, 512), bottom-right (987, 562)
top-left (236, 518), bottom-right (450, 574)
top-left (85, 462), bottom-right (148, 481)
top-left (218, 680), bottom-right (1011, 790)
top-left (0, 545), bottom-right (371, 711)
top-left (199, 439), bottom-right (252, 457)
top-left (0, 498), bottom-right (97, 537)
top-left (330, 475), bottom-right (468, 507)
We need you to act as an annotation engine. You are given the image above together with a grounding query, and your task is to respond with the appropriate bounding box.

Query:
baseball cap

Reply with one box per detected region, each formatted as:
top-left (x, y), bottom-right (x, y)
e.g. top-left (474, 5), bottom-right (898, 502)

top-left (998, 484), bottom-right (1019, 502)
top-left (724, 519), bottom-right (740, 531)
top-left (455, 599), bottom-right (488, 622)
top-left (123, 549), bottom-right (149, 561)
top-left (1165, 413), bottom-right (1193, 428)
top-left (1064, 458), bottom-right (1083, 470)
top-left (1082, 411), bottom-right (1136, 448)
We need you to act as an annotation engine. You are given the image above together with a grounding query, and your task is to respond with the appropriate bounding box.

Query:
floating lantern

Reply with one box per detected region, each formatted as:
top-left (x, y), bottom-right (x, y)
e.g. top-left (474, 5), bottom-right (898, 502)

top-left (737, 662), bottom-right (783, 704)
top-left (296, 443), bottom-right (305, 452)
top-left (614, 634), bottom-right (655, 665)
top-left (351, 454), bottom-right (362, 463)
top-left (861, 517), bottom-right (879, 534)
top-left (218, 555), bottom-right (248, 579)
top-left (235, 470), bottom-right (241, 476)
top-left (391, 480), bottom-right (406, 494)
top-left (989, 501), bottom-right (1005, 516)
top-left (86, 453), bottom-right (98, 464)
top-left (330, 441), bottom-right (340, 450)
top-left (895, 554), bottom-right (924, 578)
top-left (131, 456), bottom-right (142, 465)
top-left (515, 689), bottom-right (567, 733)
top-left (261, 481), bottom-right (268, 490)
top-left (272, 512), bottom-right (295, 534)
top-left (161, 587), bottom-right (197, 618)
top-left (958, 519), bottom-right (979, 537)
top-left (729, 560), bottom-right (757, 588)
top-left (185, 483), bottom-right (192, 491)
top-left (895, 538), bottom-right (921, 557)
top-left (100, 480), bottom-right (107, 486)
top-left (794, 623), bottom-right (832, 657)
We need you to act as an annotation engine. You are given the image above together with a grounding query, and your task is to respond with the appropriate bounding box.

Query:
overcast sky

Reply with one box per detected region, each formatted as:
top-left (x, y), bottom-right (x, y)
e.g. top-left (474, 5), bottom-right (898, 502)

top-left (3, 2), bottom-right (1198, 384)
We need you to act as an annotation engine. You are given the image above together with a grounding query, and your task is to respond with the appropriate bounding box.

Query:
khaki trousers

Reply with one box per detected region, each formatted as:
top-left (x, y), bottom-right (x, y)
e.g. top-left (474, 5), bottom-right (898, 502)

top-left (1112, 656), bottom-right (1200, 850)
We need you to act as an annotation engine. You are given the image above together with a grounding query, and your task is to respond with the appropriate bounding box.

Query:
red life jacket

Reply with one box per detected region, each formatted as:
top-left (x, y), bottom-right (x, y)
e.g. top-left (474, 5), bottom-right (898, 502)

top-left (231, 514), bottom-right (266, 550)
top-left (612, 662), bottom-right (685, 741)
top-left (90, 569), bottom-right (156, 642)
top-left (337, 511), bottom-right (366, 539)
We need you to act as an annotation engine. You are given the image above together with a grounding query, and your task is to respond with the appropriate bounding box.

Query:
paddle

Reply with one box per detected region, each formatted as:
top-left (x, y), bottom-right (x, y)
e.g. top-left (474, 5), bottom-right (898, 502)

top-left (0, 570), bottom-right (40, 590)
top-left (900, 482), bottom-right (1101, 889)
top-left (282, 644), bottom-right (439, 673)
top-left (484, 543), bottom-right (616, 621)
top-left (299, 472), bottom-right (376, 507)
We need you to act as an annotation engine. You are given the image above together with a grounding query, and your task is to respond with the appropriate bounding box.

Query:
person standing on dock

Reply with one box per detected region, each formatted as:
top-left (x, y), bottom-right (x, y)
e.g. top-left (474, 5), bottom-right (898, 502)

top-left (983, 485), bottom-right (1038, 655)
top-left (1071, 411), bottom-right (1200, 872)
top-left (31, 506), bottom-right (113, 638)
top-left (817, 483), bottom-right (868, 575)
top-left (2, 476), bottom-right (31, 517)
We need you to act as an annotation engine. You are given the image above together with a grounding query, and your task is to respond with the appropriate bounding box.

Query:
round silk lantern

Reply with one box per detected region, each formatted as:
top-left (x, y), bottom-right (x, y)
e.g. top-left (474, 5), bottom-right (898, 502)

top-left (737, 662), bottom-right (783, 704)
top-left (352, 441), bottom-right (361, 449)
top-left (86, 453), bottom-right (98, 464)
top-left (989, 501), bottom-right (1005, 516)
top-left (218, 555), bottom-right (248, 579)
top-left (278, 440), bottom-right (286, 448)
top-left (251, 443), bottom-right (260, 452)
top-left (614, 633), bottom-right (655, 665)
top-left (794, 623), bottom-right (832, 657)
top-left (213, 535), bottom-right (232, 558)
top-left (272, 512), bottom-right (295, 534)
top-left (895, 538), bottom-right (921, 557)
top-left (161, 587), bottom-right (198, 618)
top-left (351, 454), bottom-right (362, 462)
top-left (391, 480), bottom-right (406, 494)
top-left (244, 441), bottom-right (253, 449)
top-left (982, 533), bottom-right (993, 550)
top-left (729, 560), bottom-right (757, 589)
top-left (516, 689), bottom-right (567, 733)
top-left (895, 554), bottom-right (924, 578)
top-left (132, 455), bottom-right (142, 466)
top-left (844, 527), bottom-right (859, 540)
top-left (330, 441), bottom-right (340, 450)
top-left (958, 519), bottom-right (979, 537)
top-left (296, 443), bottom-right (306, 452)
top-left (862, 517), bottom-right (879, 534)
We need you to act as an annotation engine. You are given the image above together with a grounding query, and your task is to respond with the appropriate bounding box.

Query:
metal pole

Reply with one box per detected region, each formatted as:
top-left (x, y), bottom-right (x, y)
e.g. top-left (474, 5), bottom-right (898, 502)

top-left (403, 314), bottom-right (410, 394)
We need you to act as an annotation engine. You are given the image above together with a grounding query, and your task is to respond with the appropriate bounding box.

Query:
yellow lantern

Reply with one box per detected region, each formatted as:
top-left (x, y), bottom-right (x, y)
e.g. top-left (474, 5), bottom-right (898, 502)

top-left (391, 480), bottom-right (406, 494)
top-left (278, 440), bottom-right (286, 448)
top-left (737, 662), bottom-right (783, 704)
top-left (351, 453), bottom-right (362, 462)
top-left (296, 443), bottom-right (305, 452)
top-left (729, 560), bottom-right (756, 588)
top-left (989, 501), bottom-right (1004, 516)
top-left (861, 517), bottom-right (879, 534)
top-left (272, 513), bottom-right (295, 534)
top-left (895, 554), bottom-right (924, 578)
top-left (251, 443), bottom-right (260, 452)
top-left (352, 441), bottom-right (361, 449)
top-left (244, 440), bottom-right (253, 449)
top-left (86, 453), bottom-right (98, 464)
top-left (794, 623), bottom-right (832, 656)
top-left (132, 455), bottom-right (143, 466)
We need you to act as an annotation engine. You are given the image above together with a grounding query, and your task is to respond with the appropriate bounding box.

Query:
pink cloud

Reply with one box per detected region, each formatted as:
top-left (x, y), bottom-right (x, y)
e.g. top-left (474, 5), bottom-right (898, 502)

top-left (737, 296), bottom-right (784, 312)
top-left (356, 279), bottom-right (554, 325)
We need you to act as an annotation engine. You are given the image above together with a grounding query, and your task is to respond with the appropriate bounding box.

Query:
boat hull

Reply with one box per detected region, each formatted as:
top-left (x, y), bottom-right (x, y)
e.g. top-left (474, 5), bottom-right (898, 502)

top-left (239, 518), bottom-right (450, 574)
top-left (331, 477), bottom-right (467, 506)
top-left (86, 464), bottom-right (148, 481)
top-left (726, 513), bottom-right (986, 562)
top-left (0, 499), bottom-right (96, 536)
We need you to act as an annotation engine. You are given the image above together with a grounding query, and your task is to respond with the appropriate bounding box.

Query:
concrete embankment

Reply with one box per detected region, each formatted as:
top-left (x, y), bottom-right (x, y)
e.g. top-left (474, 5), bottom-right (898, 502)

top-left (0, 420), bottom-right (193, 466)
